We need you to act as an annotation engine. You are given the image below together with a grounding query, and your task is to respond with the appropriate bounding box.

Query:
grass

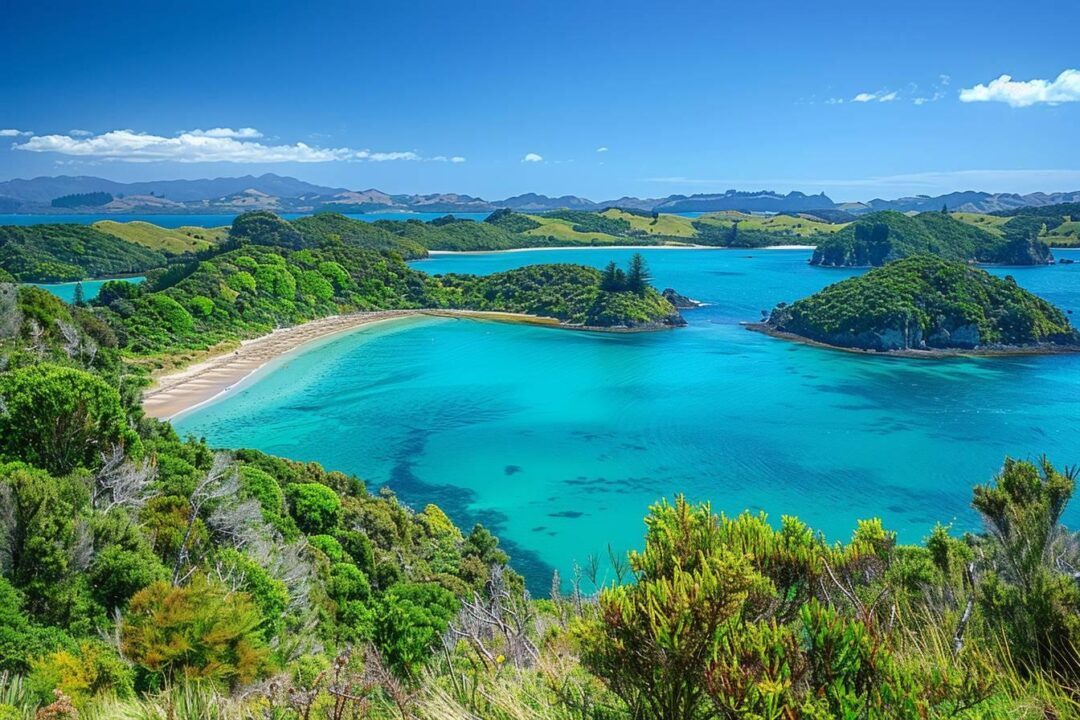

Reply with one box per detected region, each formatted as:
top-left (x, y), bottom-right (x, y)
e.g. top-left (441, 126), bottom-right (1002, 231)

top-left (952, 213), bottom-right (1010, 237)
top-left (93, 221), bottom-right (228, 255)
top-left (599, 208), bottom-right (698, 238)
top-left (522, 215), bottom-right (637, 244)
top-left (694, 211), bottom-right (845, 237)
top-left (1045, 220), bottom-right (1080, 246)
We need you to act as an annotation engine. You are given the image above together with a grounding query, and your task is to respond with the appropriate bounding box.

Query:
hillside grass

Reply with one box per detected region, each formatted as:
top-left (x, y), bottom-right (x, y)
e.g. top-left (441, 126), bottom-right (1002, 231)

top-left (952, 212), bottom-right (1010, 236)
top-left (93, 220), bottom-right (227, 254)
top-left (599, 208), bottom-right (698, 237)
top-left (695, 211), bottom-right (845, 237)
top-left (523, 215), bottom-right (633, 244)
top-left (1045, 220), bottom-right (1080, 246)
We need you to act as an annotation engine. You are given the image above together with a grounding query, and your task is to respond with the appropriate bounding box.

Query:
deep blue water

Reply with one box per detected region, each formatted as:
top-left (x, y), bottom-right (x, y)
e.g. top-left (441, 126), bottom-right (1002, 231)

top-left (174, 248), bottom-right (1080, 591)
top-left (0, 212), bottom-right (491, 228)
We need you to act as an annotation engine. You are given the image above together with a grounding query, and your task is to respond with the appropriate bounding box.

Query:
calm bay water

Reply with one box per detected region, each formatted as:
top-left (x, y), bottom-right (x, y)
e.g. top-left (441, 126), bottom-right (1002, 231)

top-left (175, 248), bottom-right (1080, 591)
top-left (28, 276), bottom-right (144, 302)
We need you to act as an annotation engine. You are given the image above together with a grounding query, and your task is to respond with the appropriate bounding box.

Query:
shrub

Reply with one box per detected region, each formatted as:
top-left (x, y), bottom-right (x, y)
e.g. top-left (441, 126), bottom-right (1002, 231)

top-left (121, 575), bottom-right (270, 688)
top-left (285, 483), bottom-right (341, 535)
top-left (0, 364), bottom-right (140, 474)
top-left (373, 582), bottom-right (458, 678)
top-left (27, 641), bottom-right (134, 707)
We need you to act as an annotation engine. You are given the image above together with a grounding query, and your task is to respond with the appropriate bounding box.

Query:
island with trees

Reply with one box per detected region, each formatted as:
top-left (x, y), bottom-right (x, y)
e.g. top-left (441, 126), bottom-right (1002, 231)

top-left (755, 254), bottom-right (1080, 354)
top-left (810, 210), bottom-right (1054, 267)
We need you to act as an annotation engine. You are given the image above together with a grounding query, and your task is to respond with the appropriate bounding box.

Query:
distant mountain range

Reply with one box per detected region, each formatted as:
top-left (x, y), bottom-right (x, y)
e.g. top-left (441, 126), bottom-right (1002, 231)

top-left (1, 173), bottom-right (1078, 216)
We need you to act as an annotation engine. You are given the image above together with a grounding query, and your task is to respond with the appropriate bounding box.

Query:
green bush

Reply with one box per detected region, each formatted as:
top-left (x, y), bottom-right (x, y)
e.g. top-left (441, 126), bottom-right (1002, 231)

top-left (0, 364), bottom-right (140, 474)
top-left (285, 483), bottom-right (342, 535)
top-left (121, 575), bottom-right (270, 688)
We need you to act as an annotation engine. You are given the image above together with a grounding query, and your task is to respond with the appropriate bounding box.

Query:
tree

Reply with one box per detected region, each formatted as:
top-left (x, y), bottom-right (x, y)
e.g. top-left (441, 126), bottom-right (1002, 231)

top-left (0, 364), bottom-right (140, 474)
top-left (71, 283), bottom-right (85, 308)
top-left (600, 261), bottom-right (624, 292)
top-left (576, 497), bottom-right (769, 720)
top-left (973, 457), bottom-right (1080, 681)
top-left (121, 574), bottom-right (270, 688)
top-left (626, 253), bottom-right (651, 295)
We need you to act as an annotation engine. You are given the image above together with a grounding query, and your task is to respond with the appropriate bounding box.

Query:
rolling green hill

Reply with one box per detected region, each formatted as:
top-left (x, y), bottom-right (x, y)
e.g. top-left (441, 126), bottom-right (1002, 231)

top-left (765, 254), bottom-right (1078, 352)
top-left (93, 220), bottom-right (227, 255)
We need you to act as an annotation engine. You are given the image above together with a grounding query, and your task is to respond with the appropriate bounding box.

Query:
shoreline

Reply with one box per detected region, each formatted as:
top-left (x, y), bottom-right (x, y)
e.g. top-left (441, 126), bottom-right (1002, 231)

top-left (743, 322), bottom-right (1080, 359)
top-left (142, 309), bottom-right (602, 420)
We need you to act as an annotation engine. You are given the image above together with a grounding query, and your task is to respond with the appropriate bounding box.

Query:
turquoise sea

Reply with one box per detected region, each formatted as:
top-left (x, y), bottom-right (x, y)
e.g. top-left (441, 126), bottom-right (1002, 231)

top-left (175, 248), bottom-right (1080, 592)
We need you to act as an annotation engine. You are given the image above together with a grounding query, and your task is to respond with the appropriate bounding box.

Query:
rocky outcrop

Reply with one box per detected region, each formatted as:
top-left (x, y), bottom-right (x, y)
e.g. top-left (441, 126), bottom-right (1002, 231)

top-left (661, 288), bottom-right (703, 309)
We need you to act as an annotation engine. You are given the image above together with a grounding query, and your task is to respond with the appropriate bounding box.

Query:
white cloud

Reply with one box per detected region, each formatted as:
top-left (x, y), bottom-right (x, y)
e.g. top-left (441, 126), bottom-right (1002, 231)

top-left (522, 152), bottom-right (543, 163)
top-left (68, 129), bottom-right (93, 137)
top-left (596, 146), bottom-right (609, 153)
top-left (432, 155), bottom-right (467, 163)
top-left (852, 90), bottom-right (897, 103)
top-left (960, 69), bottom-right (1080, 107)
top-left (13, 128), bottom-right (451, 164)
top-left (187, 127), bottom-right (263, 139)
top-left (0, 129), bottom-right (32, 137)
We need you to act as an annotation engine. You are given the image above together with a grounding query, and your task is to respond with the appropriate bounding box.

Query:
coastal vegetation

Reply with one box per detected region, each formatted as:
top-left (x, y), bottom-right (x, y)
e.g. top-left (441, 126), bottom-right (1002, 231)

top-left (811, 211), bottom-right (1054, 267)
top-left (0, 224), bottom-right (167, 282)
top-left (763, 254), bottom-right (1080, 352)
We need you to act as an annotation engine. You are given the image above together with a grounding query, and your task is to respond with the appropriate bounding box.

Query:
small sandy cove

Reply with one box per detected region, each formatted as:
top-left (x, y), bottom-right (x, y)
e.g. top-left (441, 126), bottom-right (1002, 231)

top-left (142, 309), bottom-right (559, 420)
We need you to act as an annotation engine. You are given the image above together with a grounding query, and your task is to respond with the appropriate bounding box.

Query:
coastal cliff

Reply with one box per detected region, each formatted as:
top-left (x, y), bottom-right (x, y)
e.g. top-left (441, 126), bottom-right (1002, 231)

top-left (759, 255), bottom-right (1079, 353)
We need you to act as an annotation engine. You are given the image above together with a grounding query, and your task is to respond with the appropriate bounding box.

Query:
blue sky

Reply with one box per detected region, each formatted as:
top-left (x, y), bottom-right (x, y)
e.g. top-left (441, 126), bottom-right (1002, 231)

top-left (2, 0), bottom-right (1079, 201)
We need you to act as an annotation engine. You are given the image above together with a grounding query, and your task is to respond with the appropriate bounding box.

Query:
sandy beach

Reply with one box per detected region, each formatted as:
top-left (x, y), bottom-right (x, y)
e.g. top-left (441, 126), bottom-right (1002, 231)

top-left (142, 309), bottom-right (563, 420)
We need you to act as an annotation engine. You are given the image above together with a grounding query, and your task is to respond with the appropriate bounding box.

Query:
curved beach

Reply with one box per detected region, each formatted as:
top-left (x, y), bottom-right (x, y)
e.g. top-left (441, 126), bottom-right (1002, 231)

top-left (142, 309), bottom-right (562, 420)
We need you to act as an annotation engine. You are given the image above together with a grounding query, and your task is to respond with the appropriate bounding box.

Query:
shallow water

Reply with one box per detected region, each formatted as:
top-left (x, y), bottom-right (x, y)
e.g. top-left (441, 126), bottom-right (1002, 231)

top-left (175, 248), bottom-right (1080, 592)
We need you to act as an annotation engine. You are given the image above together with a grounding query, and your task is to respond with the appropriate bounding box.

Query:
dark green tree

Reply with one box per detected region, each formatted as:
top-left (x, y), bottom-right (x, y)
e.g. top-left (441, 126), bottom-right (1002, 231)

top-left (72, 282), bottom-right (85, 308)
top-left (626, 253), bottom-right (651, 295)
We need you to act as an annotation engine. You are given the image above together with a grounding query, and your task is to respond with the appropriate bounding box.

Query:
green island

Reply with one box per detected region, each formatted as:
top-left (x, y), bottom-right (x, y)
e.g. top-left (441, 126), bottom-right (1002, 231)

top-left (758, 254), bottom-right (1080, 353)
top-left (811, 210), bottom-right (1054, 267)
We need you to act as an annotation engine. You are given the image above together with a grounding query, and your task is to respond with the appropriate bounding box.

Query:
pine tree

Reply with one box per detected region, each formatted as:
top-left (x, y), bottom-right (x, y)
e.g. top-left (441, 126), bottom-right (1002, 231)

top-left (601, 261), bottom-right (626, 291)
top-left (72, 282), bottom-right (85, 307)
top-left (626, 254), bottom-right (651, 295)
